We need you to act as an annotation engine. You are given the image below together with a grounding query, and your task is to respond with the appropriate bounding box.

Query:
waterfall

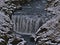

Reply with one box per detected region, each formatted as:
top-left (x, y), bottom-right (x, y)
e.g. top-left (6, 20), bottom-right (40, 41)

top-left (11, 0), bottom-right (47, 35)
top-left (12, 15), bottom-right (43, 34)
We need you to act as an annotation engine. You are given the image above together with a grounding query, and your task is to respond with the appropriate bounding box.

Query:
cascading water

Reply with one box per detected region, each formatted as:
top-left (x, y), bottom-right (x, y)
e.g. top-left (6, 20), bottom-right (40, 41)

top-left (12, 0), bottom-right (47, 34)
top-left (12, 0), bottom-right (55, 45)
top-left (12, 15), bottom-right (43, 34)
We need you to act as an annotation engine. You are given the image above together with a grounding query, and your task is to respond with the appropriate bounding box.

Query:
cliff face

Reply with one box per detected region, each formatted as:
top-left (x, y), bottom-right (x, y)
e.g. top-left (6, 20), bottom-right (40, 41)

top-left (35, 15), bottom-right (60, 45)
top-left (35, 0), bottom-right (60, 45)
top-left (0, 11), bottom-right (26, 45)
top-left (0, 0), bottom-right (27, 45)
top-left (46, 0), bottom-right (60, 16)
top-left (0, 0), bottom-right (31, 19)
top-left (0, 11), bottom-right (13, 45)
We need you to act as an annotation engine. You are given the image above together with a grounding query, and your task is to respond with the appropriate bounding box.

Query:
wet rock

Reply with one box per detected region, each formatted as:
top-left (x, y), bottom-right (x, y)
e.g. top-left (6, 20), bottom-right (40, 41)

top-left (0, 38), bottom-right (5, 42)
top-left (37, 28), bottom-right (47, 33)
top-left (0, 11), bottom-right (26, 45)
top-left (5, 0), bottom-right (10, 3)
top-left (10, 37), bottom-right (26, 45)
top-left (10, 38), bottom-right (21, 45)
top-left (17, 39), bottom-right (27, 45)
top-left (2, 7), bottom-right (7, 12)
top-left (35, 15), bottom-right (60, 45)
top-left (30, 35), bottom-right (35, 42)
top-left (16, 5), bottom-right (22, 10)
top-left (35, 0), bottom-right (60, 43)
top-left (0, 38), bottom-right (7, 45)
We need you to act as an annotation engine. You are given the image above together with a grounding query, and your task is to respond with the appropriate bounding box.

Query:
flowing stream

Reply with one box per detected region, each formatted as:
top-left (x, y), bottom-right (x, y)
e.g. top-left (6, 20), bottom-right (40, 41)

top-left (12, 0), bottom-right (54, 45)
top-left (12, 0), bottom-right (47, 34)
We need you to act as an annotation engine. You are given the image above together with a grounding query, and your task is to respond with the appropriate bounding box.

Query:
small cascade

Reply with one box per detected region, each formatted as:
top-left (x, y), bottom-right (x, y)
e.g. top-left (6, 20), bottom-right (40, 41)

top-left (11, 0), bottom-right (56, 45)
top-left (12, 0), bottom-right (47, 35)
top-left (12, 15), bottom-right (43, 34)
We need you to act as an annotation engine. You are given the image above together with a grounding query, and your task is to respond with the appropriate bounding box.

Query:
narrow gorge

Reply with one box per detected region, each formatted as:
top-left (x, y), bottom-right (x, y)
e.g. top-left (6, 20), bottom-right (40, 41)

top-left (12, 0), bottom-right (56, 45)
top-left (0, 0), bottom-right (59, 45)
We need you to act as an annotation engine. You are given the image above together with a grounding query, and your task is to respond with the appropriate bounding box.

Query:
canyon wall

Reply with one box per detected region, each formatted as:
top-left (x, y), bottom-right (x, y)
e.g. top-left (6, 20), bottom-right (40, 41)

top-left (35, 0), bottom-right (60, 45)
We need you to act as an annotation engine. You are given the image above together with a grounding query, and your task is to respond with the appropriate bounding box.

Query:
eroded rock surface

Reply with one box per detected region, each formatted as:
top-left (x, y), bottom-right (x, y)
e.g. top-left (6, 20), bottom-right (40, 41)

top-left (0, 11), bottom-right (26, 45)
top-left (45, 0), bottom-right (60, 15)
top-left (0, 0), bottom-right (32, 19)
top-left (35, 15), bottom-right (60, 45)
top-left (35, 0), bottom-right (60, 45)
